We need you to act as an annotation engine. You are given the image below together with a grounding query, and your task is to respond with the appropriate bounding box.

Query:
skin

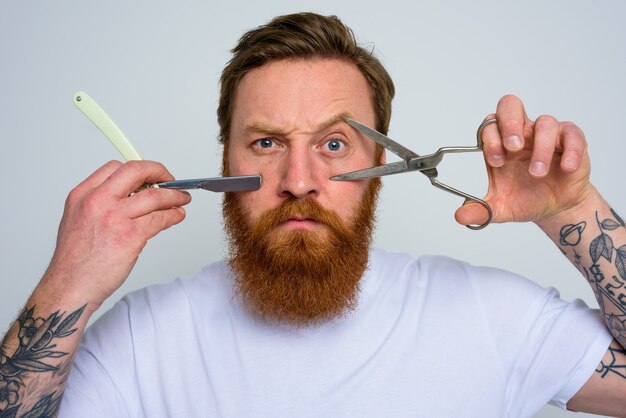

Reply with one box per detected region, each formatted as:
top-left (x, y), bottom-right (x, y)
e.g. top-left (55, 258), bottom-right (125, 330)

top-left (42, 161), bottom-right (192, 309)
top-left (227, 59), bottom-right (381, 238)
top-left (456, 96), bottom-right (592, 226)
top-left (0, 161), bottom-right (191, 415)
top-left (226, 60), bottom-right (626, 414)
top-left (458, 94), bottom-right (626, 415)
top-left (1, 57), bottom-right (625, 416)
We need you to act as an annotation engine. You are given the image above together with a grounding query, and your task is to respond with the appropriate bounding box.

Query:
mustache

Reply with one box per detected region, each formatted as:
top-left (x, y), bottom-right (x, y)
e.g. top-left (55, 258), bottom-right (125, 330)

top-left (222, 178), bottom-right (381, 326)
top-left (251, 197), bottom-right (352, 237)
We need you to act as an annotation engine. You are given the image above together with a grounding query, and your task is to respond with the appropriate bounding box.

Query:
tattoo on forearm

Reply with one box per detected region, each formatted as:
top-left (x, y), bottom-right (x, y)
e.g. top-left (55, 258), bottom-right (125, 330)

top-left (559, 208), bottom-right (626, 350)
top-left (0, 305), bottom-right (85, 417)
top-left (596, 341), bottom-right (626, 380)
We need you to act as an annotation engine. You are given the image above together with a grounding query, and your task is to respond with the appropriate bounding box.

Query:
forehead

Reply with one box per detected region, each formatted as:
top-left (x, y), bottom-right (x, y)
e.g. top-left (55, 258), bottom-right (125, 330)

top-left (231, 58), bottom-right (376, 132)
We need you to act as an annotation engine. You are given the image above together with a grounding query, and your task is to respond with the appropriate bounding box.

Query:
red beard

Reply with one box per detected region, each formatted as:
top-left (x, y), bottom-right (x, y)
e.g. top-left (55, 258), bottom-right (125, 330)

top-left (223, 179), bottom-right (380, 327)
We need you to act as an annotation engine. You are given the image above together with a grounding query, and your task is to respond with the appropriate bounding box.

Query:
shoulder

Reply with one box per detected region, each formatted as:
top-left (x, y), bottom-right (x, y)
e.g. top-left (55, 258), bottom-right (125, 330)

top-left (368, 247), bottom-right (563, 330)
top-left (122, 259), bottom-right (232, 310)
top-left (368, 247), bottom-right (471, 280)
top-left (86, 259), bottom-right (233, 338)
top-left (369, 247), bottom-right (543, 293)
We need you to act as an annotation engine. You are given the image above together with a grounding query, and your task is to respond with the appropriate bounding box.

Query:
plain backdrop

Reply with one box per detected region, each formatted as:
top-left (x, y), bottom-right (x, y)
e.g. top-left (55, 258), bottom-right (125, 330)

top-left (1, 1), bottom-right (625, 417)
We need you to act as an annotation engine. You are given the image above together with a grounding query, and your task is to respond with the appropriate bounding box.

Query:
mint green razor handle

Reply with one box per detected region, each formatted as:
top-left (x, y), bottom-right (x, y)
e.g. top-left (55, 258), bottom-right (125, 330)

top-left (73, 91), bottom-right (143, 161)
top-left (72, 91), bottom-right (263, 193)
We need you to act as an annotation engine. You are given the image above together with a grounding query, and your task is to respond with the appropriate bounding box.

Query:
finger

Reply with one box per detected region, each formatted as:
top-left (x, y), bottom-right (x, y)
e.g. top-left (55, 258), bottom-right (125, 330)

top-left (135, 206), bottom-right (188, 240)
top-left (528, 115), bottom-right (560, 177)
top-left (559, 122), bottom-right (586, 173)
top-left (65, 161), bottom-right (124, 208)
top-left (495, 95), bottom-right (530, 152)
top-left (100, 160), bottom-right (175, 198)
top-left (122, 187), bottom-right (192, 219)
top-left (73, 160), bottom-right (123, 193)
top-left (454, 202), bottom-right (491, 227)
top-left (480, 114), bottom-right (506, 167)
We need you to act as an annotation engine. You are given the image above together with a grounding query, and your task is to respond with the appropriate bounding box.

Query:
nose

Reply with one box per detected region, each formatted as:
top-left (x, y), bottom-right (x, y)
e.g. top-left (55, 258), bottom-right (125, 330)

top-left (278, 146), bottom-right (320, 199)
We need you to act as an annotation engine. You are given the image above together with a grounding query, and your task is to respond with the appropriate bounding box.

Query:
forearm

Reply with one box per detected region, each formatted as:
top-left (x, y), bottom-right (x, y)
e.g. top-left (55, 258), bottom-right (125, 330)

top-left (537, 186), bottom-right (626, 348)
top-left (0, 279), bottom-right (96, 417)
top-left (0, 161), bottom-right (190, 416)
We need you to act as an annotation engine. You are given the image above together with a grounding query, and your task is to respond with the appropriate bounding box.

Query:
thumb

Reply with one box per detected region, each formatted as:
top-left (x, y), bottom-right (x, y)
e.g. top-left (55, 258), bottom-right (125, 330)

top-left (454, 202), bottom-right (492, 228)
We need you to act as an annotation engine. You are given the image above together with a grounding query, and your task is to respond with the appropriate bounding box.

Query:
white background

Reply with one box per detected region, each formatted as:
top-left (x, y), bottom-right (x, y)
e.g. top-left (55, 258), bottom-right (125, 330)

top-left (1, 1), bottom-right (625, 417)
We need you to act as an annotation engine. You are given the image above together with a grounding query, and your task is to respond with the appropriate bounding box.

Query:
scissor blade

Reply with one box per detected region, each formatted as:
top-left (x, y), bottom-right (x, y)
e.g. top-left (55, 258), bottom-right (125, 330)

top-left (345, 118), bottom-right (419, 160)
top-left (330, 161), bottom-right (408, 181)
top-left (156, 175), bottom-right (261, 192)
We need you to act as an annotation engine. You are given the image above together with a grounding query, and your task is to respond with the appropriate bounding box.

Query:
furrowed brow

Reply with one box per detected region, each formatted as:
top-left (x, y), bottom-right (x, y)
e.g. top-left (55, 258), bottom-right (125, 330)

top-left (244, 112), bottom-right (355, 136)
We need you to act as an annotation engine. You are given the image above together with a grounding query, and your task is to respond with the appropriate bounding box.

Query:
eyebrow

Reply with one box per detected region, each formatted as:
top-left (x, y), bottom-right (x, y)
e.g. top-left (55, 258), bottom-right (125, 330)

top-left (244, 112), bottom-right (356, 136)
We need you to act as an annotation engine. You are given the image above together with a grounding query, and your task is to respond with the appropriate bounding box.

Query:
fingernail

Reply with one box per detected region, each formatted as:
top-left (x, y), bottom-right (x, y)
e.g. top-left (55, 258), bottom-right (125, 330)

top-left (530, 161), bottom-right (546, 176)
top-left (488, 154), bottom-right (504, 167)
top-left (504, 135), bottom-right (522, 151)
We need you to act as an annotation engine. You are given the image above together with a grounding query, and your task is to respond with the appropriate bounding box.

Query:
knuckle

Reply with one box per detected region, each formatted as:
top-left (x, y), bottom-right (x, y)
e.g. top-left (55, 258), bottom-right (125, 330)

top-left (144, 187), bottom-right (162, 201)
top-left (106, 160), bottom-right (123, 169)
top-left (155, 162), bottom-right (174, 180)
top-left (124, 160), bottom-right (143, 173)
top-left (65, 187), bottom-right (83, 208)
top-left (485, 142), bottom-right (502, 153)
top-left (143, 212), bottom-right (164, 236)
top-left (162, 210), bottom-right (184, 229)
top-left (153, 160), bottom-right (167, 171)
top-left (561, 121), bottom-right (584, 136)
top-left (501, 118), bottom-right (523, 132)
top-left (535, 114), bottom-right (558, 127)
top-left (81, 193), bottom-right (106, 217)
top-left (147, 209), bottom-right (184, 235)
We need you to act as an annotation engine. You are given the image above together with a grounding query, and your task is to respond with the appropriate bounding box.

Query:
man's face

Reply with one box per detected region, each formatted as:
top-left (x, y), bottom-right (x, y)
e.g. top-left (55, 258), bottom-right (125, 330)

top-left (227, 58), bottom-right (381, 230)
top-left (223, 58), bottom-right (382, 326)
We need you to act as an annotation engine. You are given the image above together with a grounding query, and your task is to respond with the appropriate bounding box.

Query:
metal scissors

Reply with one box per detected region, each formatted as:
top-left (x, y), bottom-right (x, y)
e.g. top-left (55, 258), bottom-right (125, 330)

top-left (331, 118), bottom-right (497, 230)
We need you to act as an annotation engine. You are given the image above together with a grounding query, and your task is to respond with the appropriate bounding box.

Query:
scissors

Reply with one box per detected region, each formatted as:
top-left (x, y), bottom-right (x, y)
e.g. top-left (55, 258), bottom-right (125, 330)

top-left (331, 118), bottom-right (497, 230)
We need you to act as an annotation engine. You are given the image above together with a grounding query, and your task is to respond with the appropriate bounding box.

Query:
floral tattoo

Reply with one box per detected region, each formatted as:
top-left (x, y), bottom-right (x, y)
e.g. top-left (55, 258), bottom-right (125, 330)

top-left (0, 305), bottom-right (85, 417)
top-left (559, 208), bottom-right (626, 379)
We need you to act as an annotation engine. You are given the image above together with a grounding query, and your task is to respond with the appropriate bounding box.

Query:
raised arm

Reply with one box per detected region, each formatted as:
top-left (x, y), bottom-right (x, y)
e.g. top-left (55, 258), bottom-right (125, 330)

top-left (0, 160), bottom-right (191, 417)
top-left (538, 187), bottom-right (626, 414)
top-left (456, 94), bottom-right (626, 415)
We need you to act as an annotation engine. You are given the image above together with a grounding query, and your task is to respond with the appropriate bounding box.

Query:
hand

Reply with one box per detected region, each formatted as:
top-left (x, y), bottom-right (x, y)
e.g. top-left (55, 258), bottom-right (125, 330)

top-left (455, 94), bottom-right (592, 226)
top-left (42, 160), bottom-right (192, 308)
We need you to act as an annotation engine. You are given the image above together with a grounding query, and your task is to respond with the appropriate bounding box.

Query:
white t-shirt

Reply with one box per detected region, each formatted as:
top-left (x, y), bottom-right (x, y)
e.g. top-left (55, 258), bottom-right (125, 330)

top-left (60, 249), bottom-right (612, 417)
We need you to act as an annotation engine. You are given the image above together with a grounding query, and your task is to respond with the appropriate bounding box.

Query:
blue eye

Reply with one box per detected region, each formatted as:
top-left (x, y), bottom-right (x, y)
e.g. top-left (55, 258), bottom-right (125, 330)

top-left (256, 138), bottom-right (275, 148)
top-left (326, 139), bottom-right (345, 152)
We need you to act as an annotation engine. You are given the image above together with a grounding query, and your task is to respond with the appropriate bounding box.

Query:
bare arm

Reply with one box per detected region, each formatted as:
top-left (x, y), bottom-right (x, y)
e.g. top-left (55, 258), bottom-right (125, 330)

top-left (537, 189), bottom-right (626, 416)
top-left (0, 160), bottom-right (191, 417)
top-left (456, 94), bottom-right (626, 415)
top-left (0, 295), bottom-right (91, 416)
top-left (537, 188), bottom-right (626, 349)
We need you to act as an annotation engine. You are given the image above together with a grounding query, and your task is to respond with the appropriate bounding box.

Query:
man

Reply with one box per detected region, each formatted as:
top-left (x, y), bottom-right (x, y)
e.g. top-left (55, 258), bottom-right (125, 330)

top-left (1, 12), bottom-right (625, 417)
